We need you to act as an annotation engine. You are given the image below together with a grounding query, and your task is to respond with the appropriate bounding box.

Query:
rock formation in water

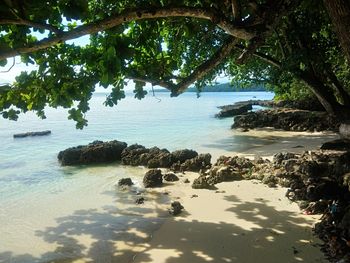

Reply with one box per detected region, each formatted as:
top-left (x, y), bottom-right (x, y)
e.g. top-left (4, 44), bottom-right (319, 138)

top-left (58, 140), bottom-right (127, 165)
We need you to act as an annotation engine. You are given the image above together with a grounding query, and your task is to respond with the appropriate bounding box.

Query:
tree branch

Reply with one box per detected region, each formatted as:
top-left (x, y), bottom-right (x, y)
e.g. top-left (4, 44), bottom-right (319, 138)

top-left (0, 18), bottom-right (62, 34)
top-left (234, 0), bottom-right (300, 64)
top-left (236, 36), bottom-right (264, 64)
top-left (171, 37), bottom-right (239, 96)
top-left (234, 44), bottom-right (282, 67)
top-left (0, 7), bottom-right (256, 61)
top-left (325, 68), bottom-right (350, 105)
top-left (231, 0), bottom-right (241, 22)
top-left (126, 75), bottom-right (176, 91)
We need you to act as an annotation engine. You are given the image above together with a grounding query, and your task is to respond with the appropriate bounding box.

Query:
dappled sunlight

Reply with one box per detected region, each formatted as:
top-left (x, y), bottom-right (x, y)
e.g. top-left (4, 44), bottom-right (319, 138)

top-left (134, 181), bottom-right (326, 263)
top-left (0, 196), bottom-right (167, 263)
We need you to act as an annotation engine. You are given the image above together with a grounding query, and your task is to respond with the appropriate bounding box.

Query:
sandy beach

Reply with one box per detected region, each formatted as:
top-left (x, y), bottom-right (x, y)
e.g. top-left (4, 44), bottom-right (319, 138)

top-left (133, 130), bottom-right (339, 263)
top-left (0, 130), bottom-right (338, 262)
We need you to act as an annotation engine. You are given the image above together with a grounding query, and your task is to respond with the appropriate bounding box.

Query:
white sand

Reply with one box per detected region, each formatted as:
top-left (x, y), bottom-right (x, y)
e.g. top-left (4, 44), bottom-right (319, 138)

top-left (1, 130), bottom-right (337, 263)
top-left (133, 130), bottom-right (339, 263)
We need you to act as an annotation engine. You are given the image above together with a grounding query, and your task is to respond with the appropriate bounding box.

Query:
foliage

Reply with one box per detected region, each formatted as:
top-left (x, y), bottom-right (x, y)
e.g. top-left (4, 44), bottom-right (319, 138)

top-left (0, 0), bottom-right (349, 127)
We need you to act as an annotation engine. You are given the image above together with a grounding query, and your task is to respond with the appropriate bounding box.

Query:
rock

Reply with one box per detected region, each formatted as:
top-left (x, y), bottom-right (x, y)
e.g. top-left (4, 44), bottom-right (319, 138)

top-left (232, 109), bottom-right (339, 132)
top-left (135, 197), bottom-right (145, 204)
top-left (340, 123), bottom-right (350, 140)
top-left (183, 178), bottom-right (190, 183)
top-left (192, 176), bottom-right (213, 189)
top-left (171, 149), bottom-right (198, 163)
top-left (169, 201), bottom-right (184, 216)
top-left (121, 144), bottom-right (173, 168)
top-left (343, 173), bottom-right (350, 191)
top-left (206, 166), bottom-right (243, 185)
top-left (118, 178), bottom-right (134, 186)
top-left (215, 103), bottom-right (252, 118)
top-left (273, 152), bottom-right (298, 165)
top-left (143, 169), bottom-right (163, 188)
top-left (179, 153), bottom-right (212, 172)
top-left (321, 139), bottom-right (350, 151)
top-left (58, 140), bottom-right (128, 166)
top-left (13, 130), bottom-right (51, 138)
top-left (163, 173), bottom-right (179, 182)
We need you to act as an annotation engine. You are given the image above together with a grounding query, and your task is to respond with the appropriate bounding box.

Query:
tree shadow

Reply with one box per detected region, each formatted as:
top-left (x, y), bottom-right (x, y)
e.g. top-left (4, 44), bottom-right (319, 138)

top-left (0, 182), bottom-right (175, 263)
top-left (134, 195), bottom-right (326, 263)
top-left (0, 192), bottom-right (325, 263)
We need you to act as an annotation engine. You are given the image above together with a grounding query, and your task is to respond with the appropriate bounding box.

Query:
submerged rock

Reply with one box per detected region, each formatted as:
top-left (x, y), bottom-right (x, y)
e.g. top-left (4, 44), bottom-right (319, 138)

top-left (143, 169), bottom-right (163, 188)
top-left (58, 140), bottom-right (127, 166)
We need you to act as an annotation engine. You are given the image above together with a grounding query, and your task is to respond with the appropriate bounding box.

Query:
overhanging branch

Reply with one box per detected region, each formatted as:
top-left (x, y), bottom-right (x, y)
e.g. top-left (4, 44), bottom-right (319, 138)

top-left (126, 75), bottom-right (176, 91)
top-left (234, 44), bottom-right (282, 67)
top-left (0, 18), bottom-right (62, 34)
top-left (0, 7), bottom-right (256, 61)
top-left (171, 37), bottom-right (239, 96)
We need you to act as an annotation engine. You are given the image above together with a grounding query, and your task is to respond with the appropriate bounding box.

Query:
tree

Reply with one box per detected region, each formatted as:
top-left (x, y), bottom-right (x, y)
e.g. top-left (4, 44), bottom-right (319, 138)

top-left (0, 0), bottom-right (349, 130)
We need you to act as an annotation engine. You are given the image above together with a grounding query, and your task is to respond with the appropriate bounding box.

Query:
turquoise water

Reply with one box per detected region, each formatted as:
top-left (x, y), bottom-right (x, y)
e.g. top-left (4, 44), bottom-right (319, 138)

top-left (0, 92), bottom-right (273, 200)
top-left (0, 91), bottom-right (273, 262)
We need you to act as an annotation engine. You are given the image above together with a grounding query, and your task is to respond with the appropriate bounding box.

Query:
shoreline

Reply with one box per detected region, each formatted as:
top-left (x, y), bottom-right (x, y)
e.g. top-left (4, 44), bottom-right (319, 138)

top-left (131, 130), bottom-right (339, 263)
top-left (0, 130), bottom-right (339, 262)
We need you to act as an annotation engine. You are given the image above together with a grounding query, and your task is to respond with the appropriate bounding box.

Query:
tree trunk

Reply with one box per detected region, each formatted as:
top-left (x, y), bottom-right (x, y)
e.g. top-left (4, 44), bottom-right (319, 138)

top-left (324, 0), bottom-right (350, 62)
top-left (294, 69), bottom-right (341, 116)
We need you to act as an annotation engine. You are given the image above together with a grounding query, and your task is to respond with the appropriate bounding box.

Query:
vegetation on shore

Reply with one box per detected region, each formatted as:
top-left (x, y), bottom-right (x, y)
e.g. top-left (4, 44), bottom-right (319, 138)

top-left (152, 82), bottom-right (266, 93)
top-left (0, 0), bottom-right (349, 128)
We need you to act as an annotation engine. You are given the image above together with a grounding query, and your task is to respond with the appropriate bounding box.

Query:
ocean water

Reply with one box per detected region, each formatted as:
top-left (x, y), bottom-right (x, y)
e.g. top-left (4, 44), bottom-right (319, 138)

top-left (0, 91), bottom-right (273, 262)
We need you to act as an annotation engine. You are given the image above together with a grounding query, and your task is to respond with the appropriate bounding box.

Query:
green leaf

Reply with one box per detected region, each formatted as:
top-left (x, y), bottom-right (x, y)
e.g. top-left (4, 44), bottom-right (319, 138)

top-left (0, 59), bottom-right (7, 67)
top-left (106, 46), bottom-right (116, 59)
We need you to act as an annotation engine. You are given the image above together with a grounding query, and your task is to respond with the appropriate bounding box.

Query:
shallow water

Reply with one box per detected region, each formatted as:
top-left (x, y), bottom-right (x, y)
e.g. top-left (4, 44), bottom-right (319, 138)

top-left (0, 91), bottom-right (273, 262)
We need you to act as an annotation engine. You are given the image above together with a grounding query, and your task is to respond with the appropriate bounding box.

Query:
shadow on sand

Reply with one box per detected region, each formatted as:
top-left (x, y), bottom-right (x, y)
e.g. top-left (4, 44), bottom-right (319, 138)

top-left (1, 191), bottom-right (325, 263)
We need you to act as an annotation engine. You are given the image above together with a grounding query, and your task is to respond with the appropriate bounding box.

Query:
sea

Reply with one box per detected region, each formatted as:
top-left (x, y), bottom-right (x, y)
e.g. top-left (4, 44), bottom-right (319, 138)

top-left (0, 91), bottom-right (273, 263)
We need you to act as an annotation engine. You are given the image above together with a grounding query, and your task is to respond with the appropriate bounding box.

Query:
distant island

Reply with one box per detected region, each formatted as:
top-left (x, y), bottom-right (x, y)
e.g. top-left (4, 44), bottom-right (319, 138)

top-left (151, 82), bottom-right (267, 93)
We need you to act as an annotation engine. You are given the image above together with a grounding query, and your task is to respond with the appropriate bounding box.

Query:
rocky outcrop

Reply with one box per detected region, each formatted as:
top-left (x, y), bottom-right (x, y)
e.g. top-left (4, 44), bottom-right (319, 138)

top-left (143, 169), bottom-right (163, 188)
top-left (59, 141), bottom-right (211, 172)
top-left (173, 153), bottom-right (212, 172)
top-left (321, 139), bottom-right (350, 151)
top-left (171, 149), bottom-right (198, 163)
top-left (215, 103), bottom-right (252, 118)
top-left (191, 150), bottom-right (350, 262)
top-left (121, 144), bottom-right (207, 171)
top-left (218, 97), bottom-right (325, 114)
top-left (13, 130), bottom-right (51, 138)
top-left (232, 109), bottom-right (339, 132)
top-left (58, 140), bottom-right (128, 165)
top-left (121, 144), bottom-right (173, 168)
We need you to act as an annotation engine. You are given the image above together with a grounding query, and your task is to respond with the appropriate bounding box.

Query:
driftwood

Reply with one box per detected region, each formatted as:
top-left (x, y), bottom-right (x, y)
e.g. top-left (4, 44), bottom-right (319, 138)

top-left (13, 130), bottom-right (51, 138)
